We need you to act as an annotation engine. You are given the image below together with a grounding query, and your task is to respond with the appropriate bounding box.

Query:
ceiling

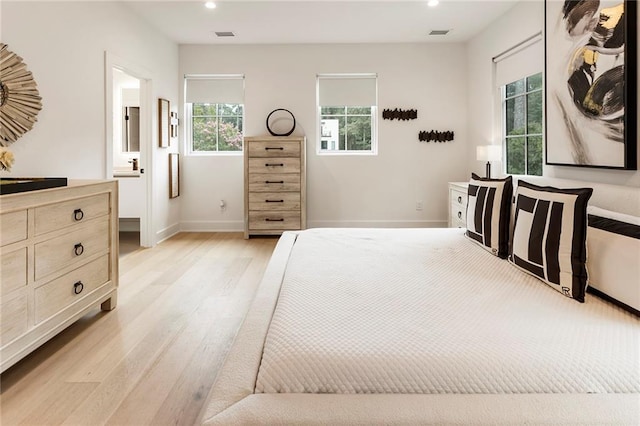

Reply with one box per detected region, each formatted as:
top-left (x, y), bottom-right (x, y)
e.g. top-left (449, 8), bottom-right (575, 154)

top-left (123, 0), bottom-right (520, 45)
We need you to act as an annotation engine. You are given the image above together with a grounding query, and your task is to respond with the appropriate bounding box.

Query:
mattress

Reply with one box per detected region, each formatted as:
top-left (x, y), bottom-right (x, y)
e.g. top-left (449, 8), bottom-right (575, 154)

top-left (255, 228), bottom-right (640, 395)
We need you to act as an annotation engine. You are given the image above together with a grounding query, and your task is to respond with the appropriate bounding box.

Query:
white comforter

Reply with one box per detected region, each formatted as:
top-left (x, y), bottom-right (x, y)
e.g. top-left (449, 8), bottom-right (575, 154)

top-left (255, 228), bottom-right (640, 394)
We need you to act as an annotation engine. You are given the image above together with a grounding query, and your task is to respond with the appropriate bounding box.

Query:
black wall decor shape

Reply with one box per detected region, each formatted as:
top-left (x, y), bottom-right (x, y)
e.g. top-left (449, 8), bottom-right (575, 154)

top-left (382, 108), bottom-right (417, 120)
top-left (419, 130), bottom-right (454, 142)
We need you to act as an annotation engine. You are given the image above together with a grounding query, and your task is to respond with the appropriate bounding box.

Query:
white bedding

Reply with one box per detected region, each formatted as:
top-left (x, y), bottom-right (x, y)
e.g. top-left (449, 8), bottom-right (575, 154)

top-left (256, 228), bottom-right (640, 395)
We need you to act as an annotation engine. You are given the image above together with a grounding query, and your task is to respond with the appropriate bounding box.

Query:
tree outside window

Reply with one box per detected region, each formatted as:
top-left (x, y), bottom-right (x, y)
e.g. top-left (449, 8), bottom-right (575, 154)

top-left (320, 106), bottom-right (372, 151)
top-left (504, 73), bottom-right (543, 176)
top-left (190, 103), bottom-right (243, 152)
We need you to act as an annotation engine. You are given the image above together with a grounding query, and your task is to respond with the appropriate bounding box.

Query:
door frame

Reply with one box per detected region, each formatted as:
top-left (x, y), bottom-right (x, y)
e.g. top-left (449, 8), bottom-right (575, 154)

top-left (105, 51), bottom-right (155, 248)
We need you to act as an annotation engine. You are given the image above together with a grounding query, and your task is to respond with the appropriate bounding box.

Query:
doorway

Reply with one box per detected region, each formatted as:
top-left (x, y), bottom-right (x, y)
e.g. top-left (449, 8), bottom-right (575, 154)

top-left (105, 52), bottom-right (154, 249)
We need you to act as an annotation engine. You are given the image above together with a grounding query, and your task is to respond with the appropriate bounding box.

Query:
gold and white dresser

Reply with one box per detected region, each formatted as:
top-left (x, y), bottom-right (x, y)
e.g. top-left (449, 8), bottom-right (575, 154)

top-left (0, 180), bottom-right (118, 372)
top-left (448, 182), bottom-right (469, 228)
top-left (244, 136), bottom-right (306, 239)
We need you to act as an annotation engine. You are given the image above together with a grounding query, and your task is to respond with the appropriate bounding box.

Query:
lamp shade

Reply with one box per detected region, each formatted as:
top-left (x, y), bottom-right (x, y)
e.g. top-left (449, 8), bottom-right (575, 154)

top-left (476, 145), bottom-right (502, 162)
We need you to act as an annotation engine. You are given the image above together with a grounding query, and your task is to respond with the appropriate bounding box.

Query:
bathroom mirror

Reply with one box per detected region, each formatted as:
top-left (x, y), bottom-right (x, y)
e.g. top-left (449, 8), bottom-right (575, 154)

top-left (122, 106), bottom-right (140, 152)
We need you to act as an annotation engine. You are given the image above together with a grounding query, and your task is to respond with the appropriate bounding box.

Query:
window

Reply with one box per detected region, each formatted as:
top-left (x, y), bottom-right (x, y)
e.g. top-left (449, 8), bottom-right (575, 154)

top-left (494, 34), bottom-right (543, 176)
top-left (317, 74), bottom-right (377, 154)
top-left (184, 75), bottom-right (244, 154)
top-left (503, 73), bottom-right (543, 176)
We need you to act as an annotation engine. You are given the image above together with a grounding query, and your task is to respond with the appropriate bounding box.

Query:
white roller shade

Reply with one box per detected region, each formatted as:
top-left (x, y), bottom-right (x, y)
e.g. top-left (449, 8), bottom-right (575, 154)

top-left (318, 74), bottom-right (377, 106)
top-left (494, 35), bottom-right (543, 87)
top-left (185, 75), bottom-right (244, 104)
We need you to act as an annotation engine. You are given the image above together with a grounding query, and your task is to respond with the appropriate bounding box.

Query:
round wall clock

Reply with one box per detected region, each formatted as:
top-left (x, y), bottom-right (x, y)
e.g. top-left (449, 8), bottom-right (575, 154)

top-left (0, 43), bottom-right (42, 145)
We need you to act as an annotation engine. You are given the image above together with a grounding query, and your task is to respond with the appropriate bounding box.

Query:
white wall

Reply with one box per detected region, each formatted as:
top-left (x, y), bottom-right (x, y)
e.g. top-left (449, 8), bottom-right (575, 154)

top-left (179, 43), bottom-right (469, 230)
top-left (1, 1), bottom-right (181, 244)
top-left (467, 0), bottom-right (640, 187)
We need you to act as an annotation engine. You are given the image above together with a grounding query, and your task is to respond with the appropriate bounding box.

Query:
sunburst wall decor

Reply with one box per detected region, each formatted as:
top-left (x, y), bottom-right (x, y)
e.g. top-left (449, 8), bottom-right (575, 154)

top-left (0, 43), bottom-right (42, 145)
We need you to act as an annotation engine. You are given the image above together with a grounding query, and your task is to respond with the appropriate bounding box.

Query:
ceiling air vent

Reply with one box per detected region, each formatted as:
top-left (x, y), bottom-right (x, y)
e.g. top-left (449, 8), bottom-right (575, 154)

top-left (429, 29), bottom-right (450, 36)
top-left (215, 31), bottom-right (235, 37)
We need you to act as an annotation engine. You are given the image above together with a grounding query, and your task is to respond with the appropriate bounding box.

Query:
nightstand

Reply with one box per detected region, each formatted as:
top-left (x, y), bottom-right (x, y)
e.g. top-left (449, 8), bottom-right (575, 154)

top-left (448, 182), bottom-right (469, 228)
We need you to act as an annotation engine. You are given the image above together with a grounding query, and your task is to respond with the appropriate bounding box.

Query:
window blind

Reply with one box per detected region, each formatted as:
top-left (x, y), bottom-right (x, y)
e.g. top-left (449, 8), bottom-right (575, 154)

top-left (318, 74), bottom-right (377, 106)
top-left (494, 34), bottom-right (543, 87)
top-left (185, 75), bottom-right (244, 104)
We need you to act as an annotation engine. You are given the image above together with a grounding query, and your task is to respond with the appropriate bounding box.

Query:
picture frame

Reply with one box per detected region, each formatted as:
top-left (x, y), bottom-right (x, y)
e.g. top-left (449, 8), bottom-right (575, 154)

top-left (158, 98), bottom-right (170, 148)
top-left (170, 112), bottom-right (179, 138)
top-left (169, 153), bottom-right (180, 198)
top-left (544, 0), bottom-right (637, 170)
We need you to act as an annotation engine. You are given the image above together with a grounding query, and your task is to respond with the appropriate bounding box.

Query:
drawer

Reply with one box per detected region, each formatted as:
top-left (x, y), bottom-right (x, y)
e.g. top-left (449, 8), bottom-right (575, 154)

top-left (248, 173), bottom-right (301, 192)
top-left (249, 192), bottom-right (301, 211)
top-left (1, 210), bottom-right (27, 246)
top-left (35, 193), bottom-right (109, 236)
top-left (0, 289), bottom-right (28, 346)
top-left (34, 217), bottom-right (110, 280)
top-left (1, 247), bottom-right (27, 296)
top-left (248, 211), bottom-right (301, 231)
top-left (451, 203), bottom-right (467, 225)
top-left (248, 158), bottom-right (300, 174)
top-left (451, 218), bottom-right (467, 229)
top-left (35, 255), bottom-right (110, 324)
top-left (450, 189), bottom-right (467, 209)
top-left (247, 140), bottom-right (301, 158)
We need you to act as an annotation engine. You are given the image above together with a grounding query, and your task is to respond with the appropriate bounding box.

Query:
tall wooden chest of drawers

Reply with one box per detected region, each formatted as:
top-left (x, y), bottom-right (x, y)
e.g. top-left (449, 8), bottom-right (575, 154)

top-left (0, 180), bottom-right (118, 372)
top-left (244, 136), bottom-right (306, 239)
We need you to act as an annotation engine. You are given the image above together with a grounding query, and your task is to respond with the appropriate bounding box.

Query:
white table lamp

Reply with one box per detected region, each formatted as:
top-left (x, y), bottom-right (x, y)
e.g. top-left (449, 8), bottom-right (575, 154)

top-left (476, 145), bottom-right (502, 178)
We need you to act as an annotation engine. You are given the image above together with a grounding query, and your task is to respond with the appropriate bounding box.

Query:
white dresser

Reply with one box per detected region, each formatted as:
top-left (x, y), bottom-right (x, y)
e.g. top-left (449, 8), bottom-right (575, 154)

top-left (244, 136), bottom-right (306, 239)
top-left (448, 182), bottom-right (469, 228)
top-left (0, 180), bottom-right (118, 372)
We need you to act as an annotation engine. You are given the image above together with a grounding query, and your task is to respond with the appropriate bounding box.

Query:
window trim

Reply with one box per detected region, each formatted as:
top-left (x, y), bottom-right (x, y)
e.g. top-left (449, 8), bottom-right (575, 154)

top-left (501, 72), bottom-right (543, 176)
top-left (184, 74), bottom-right (245, 156)
top-left (316, 73), bottom-right (378, 156)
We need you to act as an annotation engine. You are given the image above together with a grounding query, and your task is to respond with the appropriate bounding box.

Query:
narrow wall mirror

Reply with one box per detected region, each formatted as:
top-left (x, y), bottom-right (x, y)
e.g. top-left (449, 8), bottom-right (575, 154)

top-left (123, 106), bottom-right (140, 152)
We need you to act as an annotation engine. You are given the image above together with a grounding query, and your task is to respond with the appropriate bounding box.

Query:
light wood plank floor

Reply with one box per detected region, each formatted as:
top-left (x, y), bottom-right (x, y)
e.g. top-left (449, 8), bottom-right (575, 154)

top-left (0, 232), bottom-right (278, 426)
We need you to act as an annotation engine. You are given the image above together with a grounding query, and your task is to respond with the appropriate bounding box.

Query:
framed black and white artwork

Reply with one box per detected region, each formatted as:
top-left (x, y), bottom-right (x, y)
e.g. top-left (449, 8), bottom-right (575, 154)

top-left (545, 0), bottom-right (637, 170)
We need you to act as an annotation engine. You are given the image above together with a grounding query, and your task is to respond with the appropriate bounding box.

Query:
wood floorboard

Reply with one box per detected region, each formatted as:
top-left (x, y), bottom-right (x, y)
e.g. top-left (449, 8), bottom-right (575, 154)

top-left (0, 232), bottom-right (278, 426)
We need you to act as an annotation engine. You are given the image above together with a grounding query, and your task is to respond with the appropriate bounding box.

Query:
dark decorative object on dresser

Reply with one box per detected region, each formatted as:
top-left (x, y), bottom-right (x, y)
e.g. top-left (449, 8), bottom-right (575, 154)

top-left (545, 0), bottom-right (637, 170)
top-left (0, 177), bottom-right (67, 195)
top-left (266, 108), bottom-right (296, 136)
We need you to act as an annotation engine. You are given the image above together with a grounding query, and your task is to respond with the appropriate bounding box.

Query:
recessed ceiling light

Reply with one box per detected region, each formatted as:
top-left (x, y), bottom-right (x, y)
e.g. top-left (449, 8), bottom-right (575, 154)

top-left (429, 29), bottom-right (450, 36)
top-left (427, 0), bottom-right (439, 6)
top-left (205, 2), bottom-right (216, 9)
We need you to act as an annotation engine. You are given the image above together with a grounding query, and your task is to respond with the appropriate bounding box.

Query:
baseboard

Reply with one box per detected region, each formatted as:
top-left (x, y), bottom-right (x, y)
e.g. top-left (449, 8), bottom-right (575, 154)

top-left (156, 222), bottom-right (181, 244)
top-left (180, 220), bottom-right (244, 232)
top-left (119, 218), bottom-right (140, 232)
top-left (307, 220), bottom-right (447, 228)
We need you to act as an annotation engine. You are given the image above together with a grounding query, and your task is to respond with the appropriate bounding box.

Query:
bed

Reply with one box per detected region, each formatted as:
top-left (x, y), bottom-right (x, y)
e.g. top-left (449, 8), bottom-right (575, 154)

top-left (199, 176), bottom-right (640, 425)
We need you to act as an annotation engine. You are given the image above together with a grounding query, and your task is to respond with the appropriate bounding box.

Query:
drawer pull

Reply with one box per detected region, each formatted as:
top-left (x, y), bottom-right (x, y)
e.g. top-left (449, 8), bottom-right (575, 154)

top-left (458, 211), bottom-right (462, 219)
top-left (457, 196), bottom-right (462, 204)
top-left (74, 208), bottom-right (84, 221)
top-left (265, 180), bottom-right (285, 184)
top-left (266, 199), bottom-right (284, 203)
top-left (265, 218), bottom-right (285, 222)
top-left (73, 281), bottom-right (84, 295)
top-left (74, 243), bottom-right (85, 256)
top-left (265, 147), bottom-right (284, 151)
top-left (265, 163), bottom-right (284, 167)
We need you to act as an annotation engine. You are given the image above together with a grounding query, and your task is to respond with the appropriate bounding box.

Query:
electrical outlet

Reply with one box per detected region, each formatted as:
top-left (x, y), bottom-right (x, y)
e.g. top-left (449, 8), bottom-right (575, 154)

top-left (415, 201), bottom-right (423, 211)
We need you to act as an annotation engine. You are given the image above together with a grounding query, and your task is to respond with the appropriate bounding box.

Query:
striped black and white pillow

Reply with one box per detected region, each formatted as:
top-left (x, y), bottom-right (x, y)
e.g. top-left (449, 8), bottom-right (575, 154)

top-left (509, 180), bottom-right (593, 302)
top-left (465, 173), bottom-right (512, 258)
